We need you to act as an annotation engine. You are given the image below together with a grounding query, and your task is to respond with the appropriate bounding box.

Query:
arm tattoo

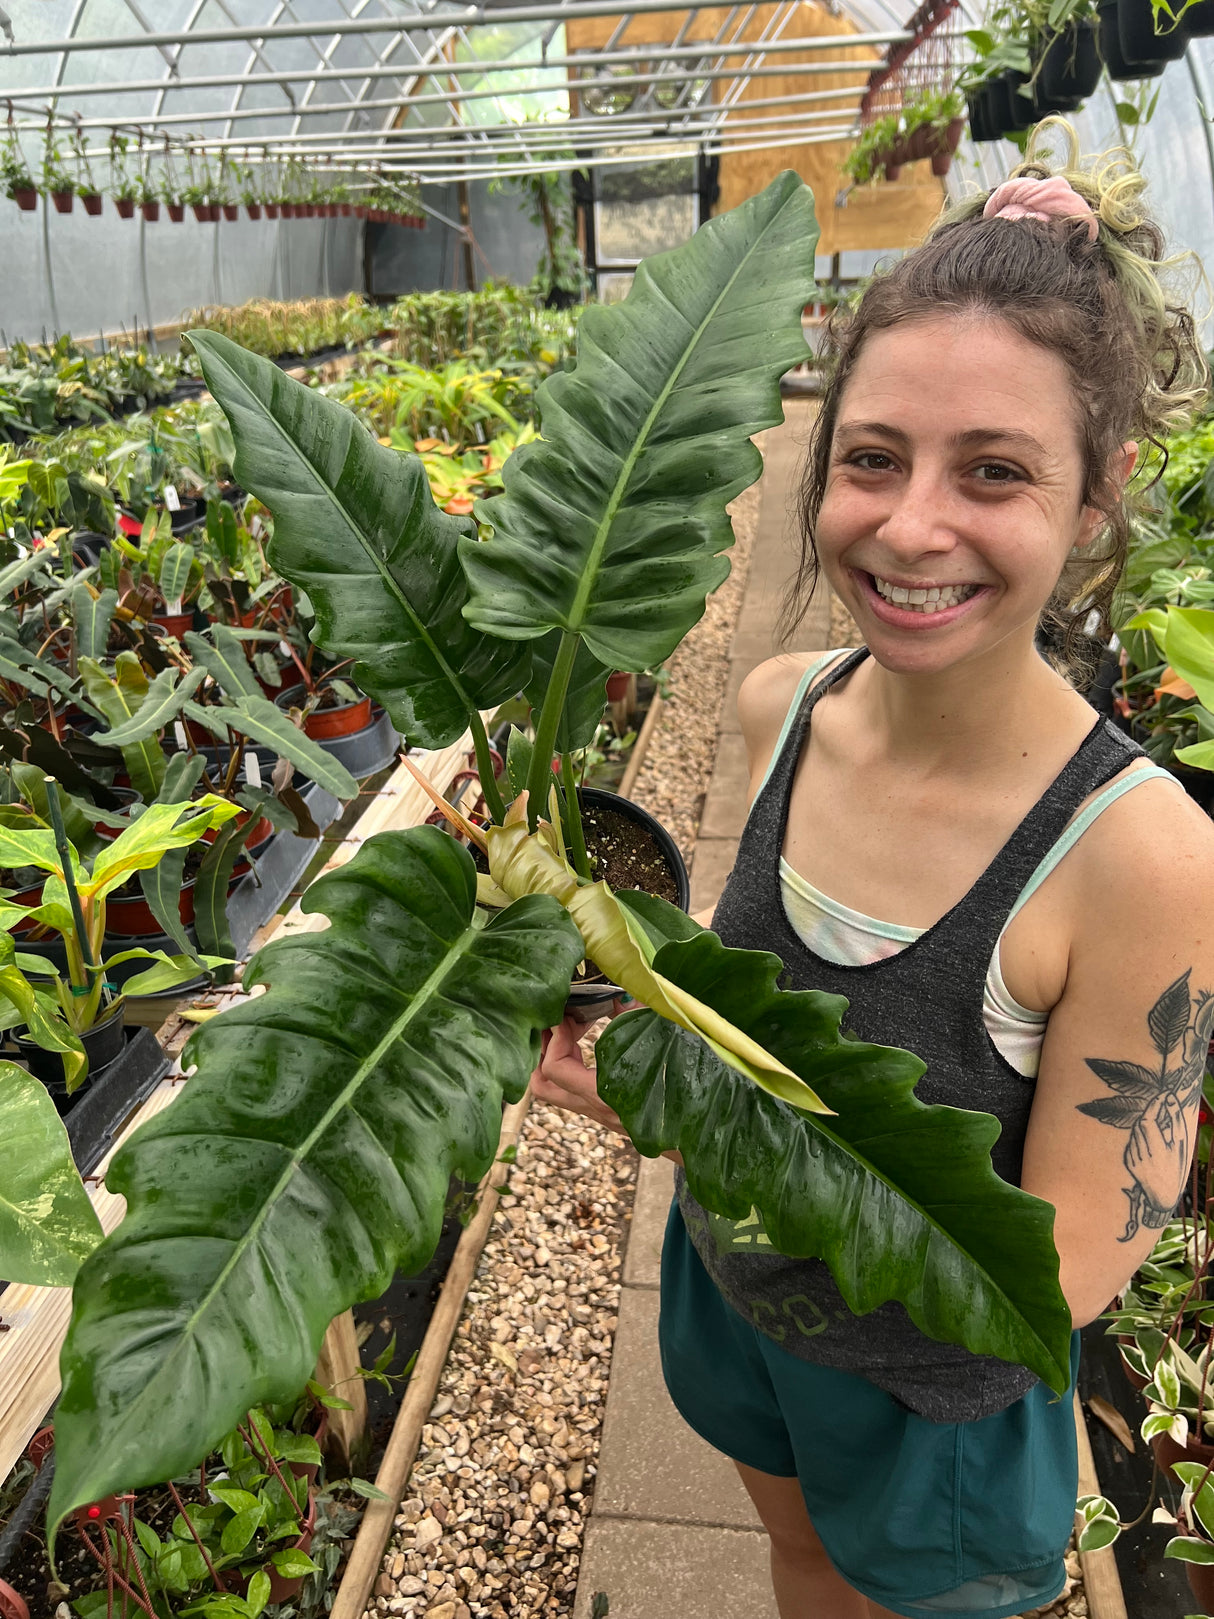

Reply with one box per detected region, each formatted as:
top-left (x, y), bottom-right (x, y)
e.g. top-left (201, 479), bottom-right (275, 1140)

top-left (1077, 969), bottom-right (1214, 1242)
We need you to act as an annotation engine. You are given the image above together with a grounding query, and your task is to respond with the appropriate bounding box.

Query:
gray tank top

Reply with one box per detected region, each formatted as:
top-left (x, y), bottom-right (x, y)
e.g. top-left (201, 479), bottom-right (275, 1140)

top-left (677, 646), bottom-right (1148, 1421)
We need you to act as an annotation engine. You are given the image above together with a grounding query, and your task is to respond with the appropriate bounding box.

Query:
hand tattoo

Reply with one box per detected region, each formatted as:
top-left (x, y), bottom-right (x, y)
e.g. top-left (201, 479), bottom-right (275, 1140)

top-left (1077, 968), bottom-right (1214, 1242)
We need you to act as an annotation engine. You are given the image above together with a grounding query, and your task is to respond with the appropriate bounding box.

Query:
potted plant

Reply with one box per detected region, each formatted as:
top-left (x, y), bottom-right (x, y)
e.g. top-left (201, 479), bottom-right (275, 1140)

top-left (274, 662), bottom-right (373, 741)
top-left (3, 123), bottom-right (36, 210)
top-left (137, 160), bottom-right (160, 223)
top-left (1039, 6), bottom-right (1103, 100)
top-left (40, 178), bottom-right (1081, 1546)
top-left (1098, 0), bottom-right (1168, 74)
top-left (1116, 0), bottom-right (1189, 65)
top-left (0, 787), bottom-right (238, 1106)
top-left (73, 130), bottom-right (103, 215)
top-left (42, 131), bottom-right (76, 214)
top-left (110, 135), bottom-right (139, 219)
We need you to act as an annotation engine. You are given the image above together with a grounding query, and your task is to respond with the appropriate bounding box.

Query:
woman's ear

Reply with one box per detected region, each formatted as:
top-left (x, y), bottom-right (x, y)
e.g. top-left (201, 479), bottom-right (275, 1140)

top-left (1076, 439), bottom-right (1139, 549)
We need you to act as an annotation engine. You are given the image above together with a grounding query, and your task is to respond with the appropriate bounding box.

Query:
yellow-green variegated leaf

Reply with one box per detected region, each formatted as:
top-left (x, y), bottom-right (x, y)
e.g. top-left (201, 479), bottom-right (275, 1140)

top-left (0, 1062), bottom-right (102, 1286)
top-left (485, 816), bottom-right (830, 1113)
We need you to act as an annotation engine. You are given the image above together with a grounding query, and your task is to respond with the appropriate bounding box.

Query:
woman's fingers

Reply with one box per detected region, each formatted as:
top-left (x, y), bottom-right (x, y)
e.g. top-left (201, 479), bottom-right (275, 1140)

top-left (530, 1016), bottom-right (627, 1136)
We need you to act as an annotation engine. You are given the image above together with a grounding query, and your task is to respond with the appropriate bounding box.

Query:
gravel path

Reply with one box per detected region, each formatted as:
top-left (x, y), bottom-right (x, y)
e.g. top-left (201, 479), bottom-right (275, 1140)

top-left (362, 456), bottom-right (763, 1619)
top-left (628, 469), bottom-right (762, 863)
top-left (368, 1108), bottom-right (637, 1619)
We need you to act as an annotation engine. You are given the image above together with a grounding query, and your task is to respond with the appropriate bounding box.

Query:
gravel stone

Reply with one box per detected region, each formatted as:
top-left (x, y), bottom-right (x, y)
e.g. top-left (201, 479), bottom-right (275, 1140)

top-left (362, 1105), bottom-right (638, 1618)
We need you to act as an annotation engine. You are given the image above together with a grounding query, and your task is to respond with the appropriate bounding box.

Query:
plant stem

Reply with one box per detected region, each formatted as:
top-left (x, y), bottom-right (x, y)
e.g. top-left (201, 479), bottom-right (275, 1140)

top-left (469, 707), bottom-right (506, 824)
top-left (560, 750), bottom-right (591, 880)
top-left (44, 776), bottom-right (99, 984)
top-left (525, 629), bottom-right (578, 833)
top-left (167, 1481), bottom-right (228, 1593)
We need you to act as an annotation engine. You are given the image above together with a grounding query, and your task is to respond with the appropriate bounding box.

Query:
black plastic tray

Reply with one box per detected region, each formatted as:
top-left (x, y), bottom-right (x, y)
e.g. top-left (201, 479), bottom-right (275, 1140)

top-left (64, 1027), bottom-right (171, 1175)
top-left (226, 780), bottom-right (343, 957)
top-left (307, 709), bottom-right (401, 783)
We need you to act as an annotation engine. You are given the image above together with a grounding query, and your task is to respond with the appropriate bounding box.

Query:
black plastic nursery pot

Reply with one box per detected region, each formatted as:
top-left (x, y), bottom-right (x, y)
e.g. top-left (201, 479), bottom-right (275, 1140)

top-left (1118, 0), bottom-right (1188, 62)
top-left (565, 787), bottom-right (690, 1022)
top-left (1040, 18), bottom-right (1103, 100)
top-left (1099, 0), bottom-right (1167, 74)
top-left (1187, 0), bottom-right (1214, 36)
top-left (14, 1004), bottom-right (126, 1111)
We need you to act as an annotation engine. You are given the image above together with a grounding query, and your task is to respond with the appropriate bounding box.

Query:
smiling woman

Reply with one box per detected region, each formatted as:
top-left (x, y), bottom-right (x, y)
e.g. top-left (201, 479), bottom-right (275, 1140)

top-left (532, 119), bottom-right (1214, 1619)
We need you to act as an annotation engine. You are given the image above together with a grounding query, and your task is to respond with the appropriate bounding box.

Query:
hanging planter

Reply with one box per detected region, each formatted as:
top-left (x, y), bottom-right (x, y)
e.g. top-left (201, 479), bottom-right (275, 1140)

top-left (266, 202), bottom-right (280, 218)
top-left (80, 191), bottom-right (103, 216)
top-left (340, 201), bottom-right (352, 216)
top-left (1040, 17), bottom-right (1102, 99)
top-left (1098, 0), bottom-right (1166, 73)
top-left (246, 201), bottom-right (262, 219)
top-left (115, 196), bottom-right (136, 219)
top-left (221, 202), bottom-right (239, 221)
top-left (49, 189), bottom-right (74, 214)
top-left (140, 198), bottom-right (160, 222)
top-left (1118, 0), bottom-right (1188, 63)
top-left (168, 201), bottom-right (185, 222)
top-left (11, 186), bottom-right (36, 211)
top-left (1187, 0), bottom-right (1214, 35)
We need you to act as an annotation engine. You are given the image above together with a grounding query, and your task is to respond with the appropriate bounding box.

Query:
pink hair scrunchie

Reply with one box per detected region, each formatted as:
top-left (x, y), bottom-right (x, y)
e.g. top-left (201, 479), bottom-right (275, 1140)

top-left (982, 175), bottom-right (1099, 242)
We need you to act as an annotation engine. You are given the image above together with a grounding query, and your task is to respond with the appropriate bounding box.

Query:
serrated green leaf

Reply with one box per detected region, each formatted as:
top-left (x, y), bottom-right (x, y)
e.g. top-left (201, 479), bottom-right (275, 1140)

top-left (594, 911), bottom-right (1072, 1394)
top-left (463, 172), bottom-right (817, 669)
top-left (48, 828), bottom-right (584, 1533)
top-left (189, 332), bottom-right (530, 750)
top-left (0, 1060), bottom-right (102, 1285)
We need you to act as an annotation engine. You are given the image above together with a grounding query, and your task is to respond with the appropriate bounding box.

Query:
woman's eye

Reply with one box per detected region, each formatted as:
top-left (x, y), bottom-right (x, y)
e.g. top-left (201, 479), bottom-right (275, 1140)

top-left (847, 451), bottom-right (896, 471)
top-left (973, 462), bottom-right (1021, 483)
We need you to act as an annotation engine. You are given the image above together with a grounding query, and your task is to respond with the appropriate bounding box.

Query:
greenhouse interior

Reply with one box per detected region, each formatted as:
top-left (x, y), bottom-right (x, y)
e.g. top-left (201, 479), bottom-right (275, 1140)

top-left (6, 2), bottom-right (1214, 1618)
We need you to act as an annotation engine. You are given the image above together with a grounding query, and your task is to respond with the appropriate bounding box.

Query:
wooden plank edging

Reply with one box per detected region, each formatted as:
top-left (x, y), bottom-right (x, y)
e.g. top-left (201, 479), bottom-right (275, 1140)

top-left (1073, 1389), bottom-right (1129, 1619)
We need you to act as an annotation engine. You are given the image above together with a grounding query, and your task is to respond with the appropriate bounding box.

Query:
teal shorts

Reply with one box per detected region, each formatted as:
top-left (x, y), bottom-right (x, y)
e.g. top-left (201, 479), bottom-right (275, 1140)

top-left (659, 1200), bottom-right (1081, 1619)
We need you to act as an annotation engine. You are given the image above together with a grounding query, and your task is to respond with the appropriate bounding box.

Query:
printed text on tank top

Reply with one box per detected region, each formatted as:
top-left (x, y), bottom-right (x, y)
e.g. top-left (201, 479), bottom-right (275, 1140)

top-left (764, 649), bottom-right (1176, 1029)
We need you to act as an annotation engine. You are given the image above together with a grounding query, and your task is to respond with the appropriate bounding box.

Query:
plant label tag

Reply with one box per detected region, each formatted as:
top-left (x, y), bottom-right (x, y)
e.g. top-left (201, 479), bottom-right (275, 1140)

top-left (163, 485), bottom-right (181, 512)
top-left (174, 721), bottom-right (188, 751)
top-left (245, 753), bottom-right (262, 789)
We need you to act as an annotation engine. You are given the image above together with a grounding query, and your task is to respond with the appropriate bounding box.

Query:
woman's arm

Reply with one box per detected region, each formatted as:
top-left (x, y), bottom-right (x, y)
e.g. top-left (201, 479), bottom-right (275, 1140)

top-left (1020, 786), bottom-right (1214, 1326)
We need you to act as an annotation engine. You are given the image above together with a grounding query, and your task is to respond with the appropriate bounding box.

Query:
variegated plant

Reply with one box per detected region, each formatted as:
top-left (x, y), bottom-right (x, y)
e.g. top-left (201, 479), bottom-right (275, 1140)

top-left (45, 173), bottom-right (1073, 1538)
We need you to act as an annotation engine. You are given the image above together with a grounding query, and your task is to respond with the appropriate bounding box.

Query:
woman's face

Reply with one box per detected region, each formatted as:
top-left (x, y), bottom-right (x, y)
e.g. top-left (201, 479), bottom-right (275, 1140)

top-left (814, 313), bottom-right (1115, 677)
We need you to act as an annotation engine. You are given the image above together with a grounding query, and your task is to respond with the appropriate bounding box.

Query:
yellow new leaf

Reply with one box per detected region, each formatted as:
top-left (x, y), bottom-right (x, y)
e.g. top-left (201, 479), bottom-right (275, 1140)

top-left (486, 815), bottom-right (831, 1115)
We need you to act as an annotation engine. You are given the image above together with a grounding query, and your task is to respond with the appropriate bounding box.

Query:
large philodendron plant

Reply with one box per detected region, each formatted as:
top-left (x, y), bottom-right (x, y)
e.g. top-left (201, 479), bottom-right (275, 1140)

top-left (46, 174), bottom-right (1074, 1536)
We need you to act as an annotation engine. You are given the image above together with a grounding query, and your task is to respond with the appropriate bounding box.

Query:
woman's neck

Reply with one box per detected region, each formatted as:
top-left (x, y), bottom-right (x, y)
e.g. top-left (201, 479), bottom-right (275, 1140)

top-left (851, 633), bottom-right (1085, 777)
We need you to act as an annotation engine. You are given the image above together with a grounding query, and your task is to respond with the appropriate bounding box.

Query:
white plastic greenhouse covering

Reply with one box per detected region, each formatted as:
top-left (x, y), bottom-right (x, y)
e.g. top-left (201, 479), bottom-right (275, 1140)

top-left (0, 0), bottom-right (1212, 336)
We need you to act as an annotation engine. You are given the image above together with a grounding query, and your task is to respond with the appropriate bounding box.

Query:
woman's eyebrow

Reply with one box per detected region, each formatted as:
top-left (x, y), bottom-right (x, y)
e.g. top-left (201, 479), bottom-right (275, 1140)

top-left (834, 421), bottom-right (1048, 458)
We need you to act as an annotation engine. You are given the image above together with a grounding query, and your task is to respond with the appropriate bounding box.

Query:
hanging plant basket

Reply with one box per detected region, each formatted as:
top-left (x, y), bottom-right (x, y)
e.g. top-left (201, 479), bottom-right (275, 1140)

top-left (1098, 0), bottom-right (1166, 74)
top-left (49, 189), bottom-right (73, 214)
top-left (222, 202), bottom-right (239, 221)
top-left (11, 187), bottom-right (36, 211)
top-left (1041, 17), bottom-right (1102, 100)
top-left (340, 201), bottom-right (352, 216)
top-left (168, 202), bottom-right (185, 221)
top-left (1118, 0), bottom-right (1188, 63)
top-left (246, 202), bottom-right (261, 219)
top-left (81, 191), bottom-right (103, 216)
top-left (266, 202), bottom-right (280, 218)
top-left (115, 196), bottom-right (136, 219)
top-left (140, 199), bottom-right (160, 221)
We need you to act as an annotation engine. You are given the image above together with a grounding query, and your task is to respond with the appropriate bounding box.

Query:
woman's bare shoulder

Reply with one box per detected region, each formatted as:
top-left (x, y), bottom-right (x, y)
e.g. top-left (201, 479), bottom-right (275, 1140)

top-left (736, 651), bottom-right (839, 732)
top-left (735, 651), bottom-right (843, 769)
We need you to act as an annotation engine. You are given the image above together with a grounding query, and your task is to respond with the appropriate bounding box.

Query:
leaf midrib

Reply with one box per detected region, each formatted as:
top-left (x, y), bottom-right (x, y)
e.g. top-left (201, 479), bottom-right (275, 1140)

top-left (108, 914), bottom-right (482, 1411)
top-left (206, 341), bottom-right (479, 722)
top-left (566, 191), bottom-right (796, 633)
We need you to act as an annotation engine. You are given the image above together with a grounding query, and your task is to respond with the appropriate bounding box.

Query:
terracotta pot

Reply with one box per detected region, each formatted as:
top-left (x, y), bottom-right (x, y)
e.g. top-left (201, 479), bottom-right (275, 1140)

top-left (246, 202), bottom-right (262, 220)
top-left (605, 671), bottom-right (632, 702)
top-left (1187, 1556), bottom-right (1214, 1612)
top-left (0, 1576), bottom-right (30, 1619)
top-left (305, 203), bottom-right (317, 217)
top-left (81, 191), bottom-right (103, 216)
top-left (116, 196), bottom-right (136, 219)
top-left (904, 125), bottom-right (931, 162)
top-left (191, 202), bottom-right (210, 222)
top-left (105, 877), bottom-right (197, 936)
top-left (1151, 1422), bottom-right (1214, 1475)
top-left (153, 608), bottom-right (194, 640)
top-left (276, 680), bottom-right (373, 739)
top-left (930, 150), bottom-right (952, 177)
top-left (266, 202), bottom-right (280, 218)
top-left (11, 187), bottom-right (36, 211)
top-left (883, 160), bottom-right (903, 182)
top-left (168, 202), bottom-right (184, 222)
top-left (354, 204), bottom-right (367, 219)
top-left (340, 202), bottom-right (352, 216)
top-left (50, 190), bottom-right (73, 214)
top-left (206, 203), bottom-right (220, 221)
top-left (222, 203), bottom-right (239, 221)
top-left (140, 199), bottom-right (160, 221)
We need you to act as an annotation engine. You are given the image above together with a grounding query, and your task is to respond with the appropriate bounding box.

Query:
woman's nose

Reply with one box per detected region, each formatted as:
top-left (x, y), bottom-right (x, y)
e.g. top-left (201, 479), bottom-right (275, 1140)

top-left (875, 468), bottom-right (959, 558)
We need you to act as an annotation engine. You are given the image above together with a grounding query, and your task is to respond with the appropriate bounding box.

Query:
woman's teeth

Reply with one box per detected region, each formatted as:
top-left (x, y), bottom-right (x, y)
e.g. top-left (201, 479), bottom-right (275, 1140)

top-left (871, 576), bottom-right (978, 614)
